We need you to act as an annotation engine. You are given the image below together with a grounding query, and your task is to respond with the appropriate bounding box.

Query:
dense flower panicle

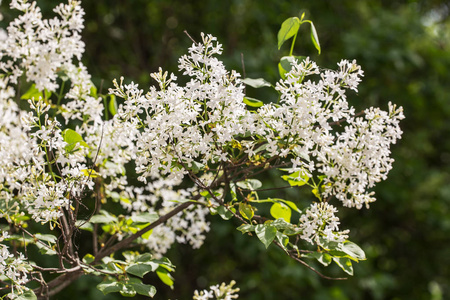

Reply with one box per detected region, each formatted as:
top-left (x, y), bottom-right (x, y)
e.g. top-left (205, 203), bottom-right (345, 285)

top-left (109, 33), bottom-right (253, 183)
top-left (1, 0), bottom-right (86, 91)
top-left (299, 202), bottom-right (349, 245)
top-left (0, 230), bottom-right (30, 295)
top-left (109, 33), bottom-right (403, 251)
top-left (257, 58), bottom-right (403, 210)
top-left (319, 102), bottom-right (404, 208)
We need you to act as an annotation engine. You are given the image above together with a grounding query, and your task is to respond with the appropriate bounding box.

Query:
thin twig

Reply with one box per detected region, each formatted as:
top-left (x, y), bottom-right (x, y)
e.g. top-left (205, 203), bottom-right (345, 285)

top-left (184, 30), bottom-right (197, 44)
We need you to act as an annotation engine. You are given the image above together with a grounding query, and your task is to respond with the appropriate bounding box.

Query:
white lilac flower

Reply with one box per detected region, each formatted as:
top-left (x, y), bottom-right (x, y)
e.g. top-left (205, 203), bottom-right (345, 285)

top-left (193, 281), bottom-right (240, 300)
top-left (298, 202), bottom-right (349, 245)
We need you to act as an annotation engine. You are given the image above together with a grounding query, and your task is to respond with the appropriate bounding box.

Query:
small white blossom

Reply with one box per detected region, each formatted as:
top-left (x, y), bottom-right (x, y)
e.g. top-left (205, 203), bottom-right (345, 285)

top-left (193, 281), bottom-right (240, 300)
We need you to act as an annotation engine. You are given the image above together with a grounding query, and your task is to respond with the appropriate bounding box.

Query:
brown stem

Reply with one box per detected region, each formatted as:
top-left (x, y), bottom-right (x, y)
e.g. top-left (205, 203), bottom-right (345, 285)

top-left (274, 240), bottom-right (347, 281)
top-left (35, 269), bottom-right (84, 300)
top-left (93, 200), bottom-right (195, 263)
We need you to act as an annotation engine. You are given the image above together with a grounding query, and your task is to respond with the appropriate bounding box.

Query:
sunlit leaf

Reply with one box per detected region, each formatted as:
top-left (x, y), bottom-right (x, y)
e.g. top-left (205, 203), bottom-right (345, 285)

top-left (131, 282), bottom-right (157, 298)
top-left (309, 21), bottom-right (321, 54)
top-left (333, 257), bottom-right (353, 275)
top-left (243, 97), bottom-right (264, 108)
top-left (241, 78), bottom-right (272, 88)
top-left (217, 206), bottom-right (234, 220)
top-left (120, 284), bottom-right (136, 297)
top-left (255, 224), bottom-right (277, 249)
top-left (109, 94), bottom-right (117, 116)
top-left (237, 224), bottom-right (255, 234)
top-left (62, 128), bottom-right (89, 152)
top-left (14, 290), bottom-right (37, 300)
top-left (236, 179), bottom-right (262, 191)
top-left (97, 280), bottom-right (122, 295)
top-left (131, 213), bottom-right (159, 224)
top-left (277, 17), bottom-right (301, 49)
top-left (156, 268), bottom-right (174, 289)
top-left (80, 169), bottom-right (100, 178)
top-left (21, 84), bottom-right (51, 100)
top-left (82, 253), bottom-right (95, 264)
top-left (338, 241), bottom-right (367, 261)
top-left (126, 262), bottom-right (159, 278)
top-left (270, 202), bottom-right (291, 223)
top-left (239, 202), bottom-right (254, 220)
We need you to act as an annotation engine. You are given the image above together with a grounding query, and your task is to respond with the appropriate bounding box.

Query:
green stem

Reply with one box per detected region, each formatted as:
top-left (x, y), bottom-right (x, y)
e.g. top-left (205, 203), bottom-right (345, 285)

top-left (289, 32), bottom-right (298, 56)
top-left (57, 80), bottom-right (65, 107)
top-left (103, 96), bottom-right (109, 121)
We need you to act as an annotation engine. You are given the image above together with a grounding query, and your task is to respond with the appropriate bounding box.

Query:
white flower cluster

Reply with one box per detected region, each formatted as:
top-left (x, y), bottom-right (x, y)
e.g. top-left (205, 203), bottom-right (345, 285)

top-left (116, 178), bottom-right (212, 257)
top-left (1, 0), bottom-right (86, 92)
top-left (0, 2), bottom-right (212, 294)
top-left (193, 281), bottom-right (240, 300)
top-left (110, 34), bottom-right (403, 248)
top-left (0, 230), bottom-right (30, 297)
top-left (299, 202), bottom-right (349, 245)
top-left (109, 33), bottom-right (253, 182)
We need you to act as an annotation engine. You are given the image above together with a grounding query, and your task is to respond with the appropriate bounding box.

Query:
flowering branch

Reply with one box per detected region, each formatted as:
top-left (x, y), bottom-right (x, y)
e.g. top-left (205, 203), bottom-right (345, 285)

top-left (0, 1), bottom-right (403, 299)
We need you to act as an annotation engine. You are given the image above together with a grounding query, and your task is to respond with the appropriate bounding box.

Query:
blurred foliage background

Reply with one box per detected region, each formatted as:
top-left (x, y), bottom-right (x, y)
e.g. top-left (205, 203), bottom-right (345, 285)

top-left (2, 0), bottom-right (450, 299)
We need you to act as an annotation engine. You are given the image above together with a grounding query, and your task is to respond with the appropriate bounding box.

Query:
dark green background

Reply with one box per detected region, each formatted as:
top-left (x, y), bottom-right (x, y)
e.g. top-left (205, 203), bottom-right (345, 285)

top-left (2, 0), bottom-right (449, 299)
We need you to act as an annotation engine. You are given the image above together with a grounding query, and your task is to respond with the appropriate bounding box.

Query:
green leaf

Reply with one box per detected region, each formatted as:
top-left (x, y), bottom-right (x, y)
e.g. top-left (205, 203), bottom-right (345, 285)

top-left (97, 280), bottom-right (122, 295)
top-left (188, 160), bottom-right (205, 173)
top-left (120, 284), bottom-right (136, 297)
top-left (338, 241), bottom-right (367, 261)
top-left (255, 224), bottom-right (277, 249)
top-left (275, 231), bottom-right (289, 251)
top-left (62, 128), bottom-right (89, 152)
top-left (109, 94), bottom-right (117, 116)
top-left (217, 206), bottom-right (234, 220)
top-left (312, 188), bottom-right (321, 199)
top-left (88, 80), bottom-right (97, 97)
top-left (35, 233), bottom-right (57, 243)
top-left (278, 62), bottom-right (287, 80)
top-left (277, 17), bottom-right (301, 49)
top-left (131, 282), bottom-right (157, 298)
top-left (318, 253), bottom-right (333, 266)
top-left (270, 218), bottom-right (295, 231)
top-left (130, 213), bottom-right (159, 224)
top-left (281, 170), bottom-right (309, 186)
top-left (90, 211), bottom-right (117, 224)
top-left (303, 252), bottom-right (332, 266)
top-left (156, 269), bottom-right (174, 288)
top-left (21, 84), bottom-right (51, 100)
top-left (126, 262), bottom-right (159, 278)
top-left (333, 257), bottom-right (353, 276)
top-left (80, 169), bottom-right (100, 178)
top-left (239, 202), bottom-right (254, 220)
top-left (75, 220), bottom-right (93, 232)
top-left (241, 78), bottom-right (272, 88)
top-left (136, 253), bottom-right (153, 263)
top-left (236, 179), bottom-right (262, 191)
top-left (243, 97), bottom-right (264, 108)
top-left (278, 56), bottom-right (306, 79)
top-left (35, 243), bottom-right (57, 255)
top-left (236, 224), bottom-right (255, 234)
top-left (13, 290), bottom-right (37, 300)
top-left (82, 253), bottom-right (95, 264)
top-left (280, 200), bottom-right (301, 213)
top-left (308, 21), bottom-right (321, 54)
top-left (141, 229), bottom-right (153, 240)
top-left (153, 257), bottom-right (175, 271)
top-left (230, 183), bottom-right (238, 202)
top-left (270, 202), bottom-right (291, 223)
